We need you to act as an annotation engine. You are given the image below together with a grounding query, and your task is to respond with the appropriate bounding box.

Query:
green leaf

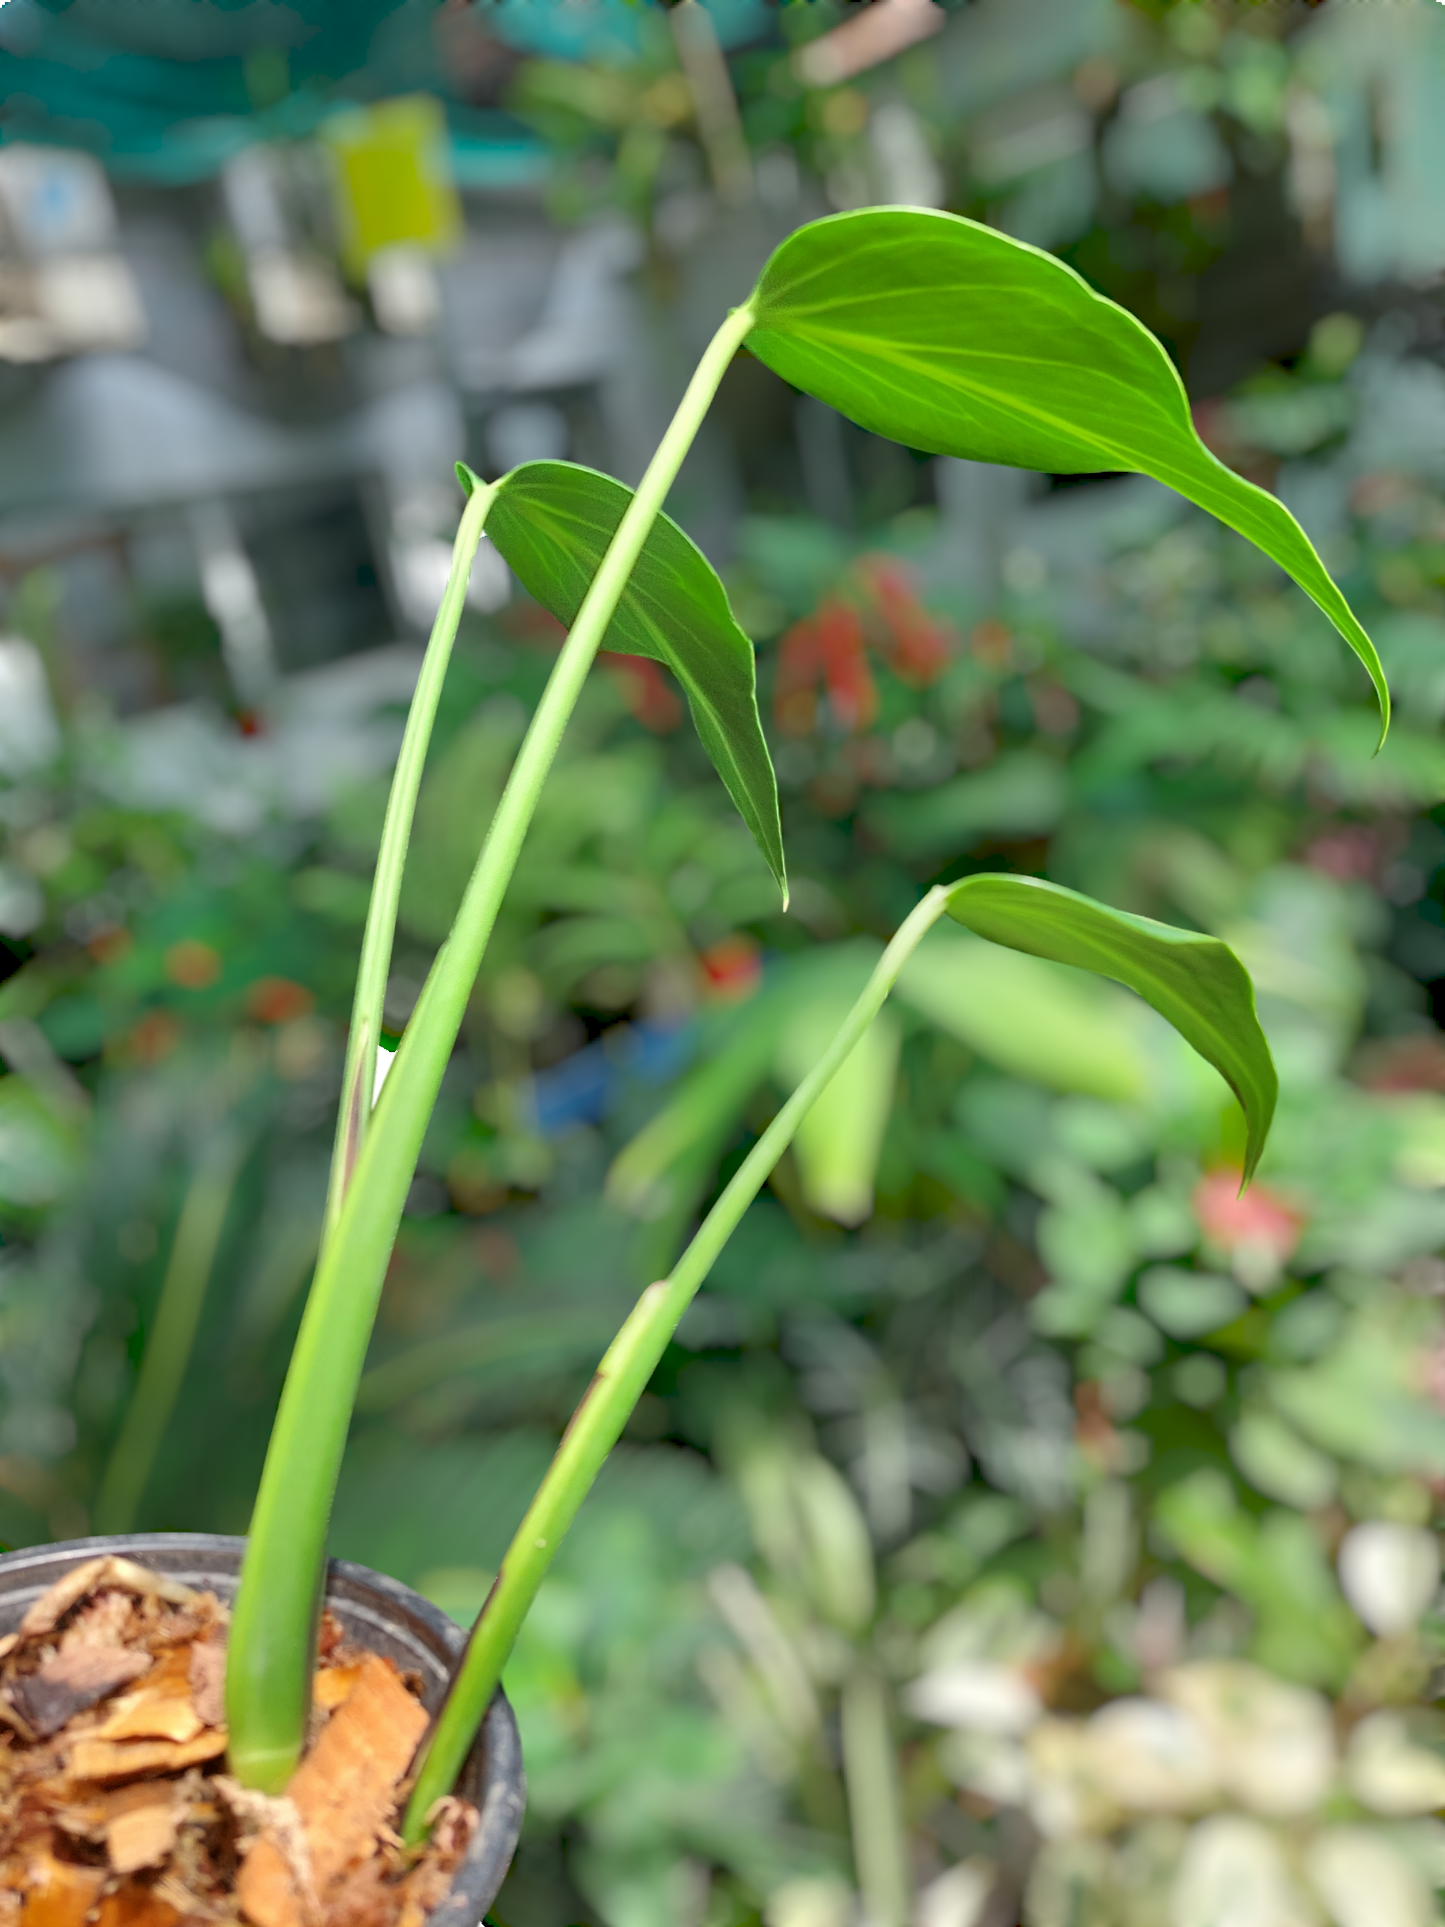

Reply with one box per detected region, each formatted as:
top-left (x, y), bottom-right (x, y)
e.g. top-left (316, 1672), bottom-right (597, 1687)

top-left (896, 927), bottom-right (1150, 1102)
top-left (478, 459), bottom-right (786, 900)
top-left (745, 209), bottom-right (1388, 739)
top-left (941, 873), bottom-right (1277, 1183)
top-left (776, 996), bottom-right (900, 1227)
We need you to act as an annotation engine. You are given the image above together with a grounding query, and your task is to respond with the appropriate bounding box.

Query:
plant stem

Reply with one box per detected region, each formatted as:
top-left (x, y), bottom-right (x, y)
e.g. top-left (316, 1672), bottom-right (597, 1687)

top-left (402, 884), bottom-right (951, 1839)
top-left (93, 1133), bottom-right (243, 1534)
top-left (841, 1666), bottom-right (911, 1927)
top-left (321, 482), bottom-right (496, 1249)
top-left (226, 300), bottom-right (756, 1795)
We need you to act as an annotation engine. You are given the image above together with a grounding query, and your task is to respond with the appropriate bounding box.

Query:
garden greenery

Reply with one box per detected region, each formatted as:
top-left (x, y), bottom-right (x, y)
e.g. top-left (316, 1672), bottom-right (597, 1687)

top-left (221, 208), bottom-right (1380, 1829)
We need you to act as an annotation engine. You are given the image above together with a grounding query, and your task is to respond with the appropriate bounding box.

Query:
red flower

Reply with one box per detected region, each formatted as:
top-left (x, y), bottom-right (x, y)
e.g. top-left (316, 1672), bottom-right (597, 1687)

top-left (776, 615), bottom-right (823, 737)
top-left (776, 601), bottom-right (877, 735)
top-left (699, 933), bottom-right (761, 1003)
top-left (775, 562), bottom-right (952, 739)
top-left (857, 555), bottom-right (951, 686)
top-left (816, 598), bottom-right (877, 732)
top-left (606, 653), bottom-right (683, 733)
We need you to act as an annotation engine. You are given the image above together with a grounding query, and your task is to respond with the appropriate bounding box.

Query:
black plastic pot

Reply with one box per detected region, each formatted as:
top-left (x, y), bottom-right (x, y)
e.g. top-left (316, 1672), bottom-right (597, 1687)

top-left (0, 1532), bottom-right (524, 1927)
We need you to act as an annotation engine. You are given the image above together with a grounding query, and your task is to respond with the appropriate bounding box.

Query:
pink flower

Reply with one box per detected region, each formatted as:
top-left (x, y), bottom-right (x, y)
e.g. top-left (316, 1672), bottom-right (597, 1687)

top-left (1192, 1169), bottom-right (1305, 1291)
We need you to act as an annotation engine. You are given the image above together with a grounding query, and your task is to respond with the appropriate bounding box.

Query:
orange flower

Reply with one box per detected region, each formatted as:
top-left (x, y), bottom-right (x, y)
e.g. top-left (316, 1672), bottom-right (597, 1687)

top-left (164, 940), bottom-right (221, 990)
top-left (112, 1010), bottom-right (182, 1067)
top-left (245, 977), bottom-right (315, 1025)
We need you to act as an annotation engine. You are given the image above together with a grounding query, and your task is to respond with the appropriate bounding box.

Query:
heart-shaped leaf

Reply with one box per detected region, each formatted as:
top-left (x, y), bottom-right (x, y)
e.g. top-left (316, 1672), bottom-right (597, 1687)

top-left (941, 873), bottom-right (1277, 1182)
top-left (474, 459), bottom-right (786, 902)
top-left (745, 209), bottom-right (1388, 739)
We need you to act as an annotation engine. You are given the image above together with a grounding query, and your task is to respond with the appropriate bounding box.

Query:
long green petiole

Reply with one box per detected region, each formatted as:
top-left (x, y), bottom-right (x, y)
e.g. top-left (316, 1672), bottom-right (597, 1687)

top-left (226, 300), bottom-right (756, 1793)
top-left (401, 885), bottom-right (953, 1839)
top-left (321, 481), bottom-right (496, 1248)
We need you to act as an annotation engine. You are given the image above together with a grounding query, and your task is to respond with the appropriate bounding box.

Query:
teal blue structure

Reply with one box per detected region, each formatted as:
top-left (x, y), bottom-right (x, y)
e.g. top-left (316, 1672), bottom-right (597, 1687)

top-left (0, 0), bottom-right (776, 186)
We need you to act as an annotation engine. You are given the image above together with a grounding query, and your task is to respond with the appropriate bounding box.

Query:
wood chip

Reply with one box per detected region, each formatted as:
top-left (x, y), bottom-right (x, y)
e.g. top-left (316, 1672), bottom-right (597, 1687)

top-left (11, 1648), bottom-right (152, 1738)
top-left (95, 1697), bottom-right (203, 1744)
top-left (90, 1651), bottom-right (202, 1744)
top-left (14, 1854), bottom-right (106, 1927)
top-left (50, 1791), bottom-right (117, 1845)
top-left (291, 1657), bottom-right (428, 1892)
top-left (151, 1875), bottom-right (226, 1924)
top-left (233, 1813), bottom-right (315, 1927)
top-left (0, 1692), bottom-right (39, 1743)
top-left (57, 1592), bottom-right (134, 1656)
top-left (310, 1667), bottom-right (362, 1716)
top-left (93, 1883), bottom-right (182, 1927)
top-left (68, 1727), bottom-right (227, 1782)
top-left (237, 1656), bottom-right (427, 1927)
top-left (316, 1857), bottom-right (390, 1927)
top-left (394, 1798), bottom-right (475, 1927)
top-left (18, 1561), bottom-right (199, 1639)
top-left (187, 1637), bottom-right (226, 1731)
top-left (105, 1787), bottom-right (181, 1875)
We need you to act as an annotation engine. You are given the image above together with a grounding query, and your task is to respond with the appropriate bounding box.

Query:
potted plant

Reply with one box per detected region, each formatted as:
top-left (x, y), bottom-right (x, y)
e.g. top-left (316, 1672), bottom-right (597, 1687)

top-left (0, 208), bottom-right (1386, 1926)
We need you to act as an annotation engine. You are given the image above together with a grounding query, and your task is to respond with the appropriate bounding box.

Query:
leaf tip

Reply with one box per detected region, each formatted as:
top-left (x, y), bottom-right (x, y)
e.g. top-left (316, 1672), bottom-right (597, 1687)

top-left (455, 461), bottom-right (480, 498)
top-left (1237, 1111), bottom-right (1272, 1194)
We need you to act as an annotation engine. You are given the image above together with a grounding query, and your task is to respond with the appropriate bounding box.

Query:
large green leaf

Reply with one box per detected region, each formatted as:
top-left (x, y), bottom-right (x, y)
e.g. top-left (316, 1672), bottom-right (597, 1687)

top-left (941, 873), bottom-right (1277, 1182)
top-left (472, 459), bottom-right (785, 900)
top-left (745, 209), bottom-right (1388, 738)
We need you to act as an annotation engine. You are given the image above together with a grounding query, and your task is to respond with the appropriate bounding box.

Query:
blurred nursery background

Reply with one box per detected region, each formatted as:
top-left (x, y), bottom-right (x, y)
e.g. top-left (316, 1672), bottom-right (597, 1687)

top-left (2, 1), bottom-right (1445, 1923)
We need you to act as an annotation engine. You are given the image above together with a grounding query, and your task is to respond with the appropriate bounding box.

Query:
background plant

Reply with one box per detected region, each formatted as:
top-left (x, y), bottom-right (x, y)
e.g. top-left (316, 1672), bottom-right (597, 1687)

top-left (2, 0), bottom-right (1445, 1923)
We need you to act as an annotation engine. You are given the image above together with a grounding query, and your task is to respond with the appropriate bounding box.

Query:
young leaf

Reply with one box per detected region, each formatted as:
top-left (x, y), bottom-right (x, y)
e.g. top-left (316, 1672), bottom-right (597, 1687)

top-left (746, 209), bottom-right (1388, 738)
top-left (941, 873), bottom-right (1276, 1182)
top-left (482, 459), bottom-right (786, 900)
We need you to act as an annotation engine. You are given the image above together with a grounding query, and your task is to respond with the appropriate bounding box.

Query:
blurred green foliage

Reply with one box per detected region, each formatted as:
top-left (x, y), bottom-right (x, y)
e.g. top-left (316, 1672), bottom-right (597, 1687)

top-left (4, 1), bottom-right (1445, 1924)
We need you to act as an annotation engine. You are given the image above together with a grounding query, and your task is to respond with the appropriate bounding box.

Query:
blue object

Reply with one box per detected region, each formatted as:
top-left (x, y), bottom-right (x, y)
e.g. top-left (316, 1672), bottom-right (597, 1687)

top-left (0, 0), bottom-right (774, 183)
top-left (0, 0), bottom-right (548, 183)
top-left (479, 0), bottom-right (776, 63)
top-left (529, 1018), bottom-right (696, 1137)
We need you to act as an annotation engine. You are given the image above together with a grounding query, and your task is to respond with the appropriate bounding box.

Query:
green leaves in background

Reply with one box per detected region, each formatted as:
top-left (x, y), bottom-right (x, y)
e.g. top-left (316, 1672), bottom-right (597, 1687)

top-left (897, 928), bottom-right (1149, 1103)
top-left (0, 1076), bottom-right (81, 1210)
top-left (777, 999), bottom-right (900, 1228)
top-left (745, 209), bottom-right (1389, 737)
top-left (478, 460), bottom-right (786, 900)
top-left (940, 873), bottom-right (1277, 1183)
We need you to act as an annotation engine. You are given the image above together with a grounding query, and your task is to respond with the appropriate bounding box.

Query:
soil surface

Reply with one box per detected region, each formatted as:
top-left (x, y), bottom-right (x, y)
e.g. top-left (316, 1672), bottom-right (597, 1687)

top-left (0, 1558), bottom-right (477, 1927)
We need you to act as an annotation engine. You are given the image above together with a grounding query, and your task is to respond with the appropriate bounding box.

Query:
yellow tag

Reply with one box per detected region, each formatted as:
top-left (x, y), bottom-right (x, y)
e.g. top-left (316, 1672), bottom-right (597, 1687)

top-left (320, 94), bottom-right (461, 280)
